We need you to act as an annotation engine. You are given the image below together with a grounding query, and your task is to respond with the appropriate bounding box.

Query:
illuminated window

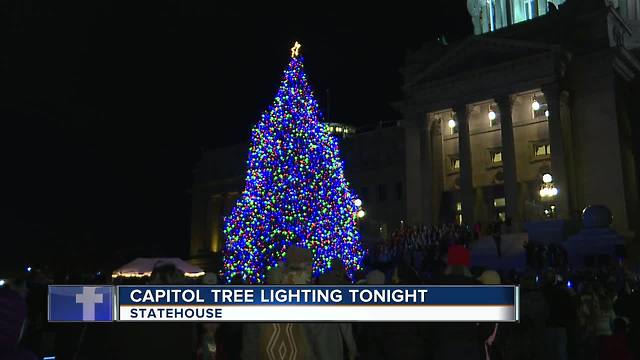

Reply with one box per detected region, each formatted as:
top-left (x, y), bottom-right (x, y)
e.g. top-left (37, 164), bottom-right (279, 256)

top-left (535, 144), bottom-right (551, 157)
top-left (488, 0), bottom-right (497, 31)
top-left (490, 150), bottom-right (503, 164)
top-left (450, 157), bottom-right (460, 171)
top-left (494, 197), bottom-right (506, 207)
top-left (456, 202), bottom-right (462, 212)
top-left (524, 0), bottom-right (535, 19)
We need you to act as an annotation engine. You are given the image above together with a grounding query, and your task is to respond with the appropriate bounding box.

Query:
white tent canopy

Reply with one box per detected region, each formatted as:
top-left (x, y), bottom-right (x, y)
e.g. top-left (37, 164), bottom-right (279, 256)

top-left (112, 257), bottom-right (205, 278)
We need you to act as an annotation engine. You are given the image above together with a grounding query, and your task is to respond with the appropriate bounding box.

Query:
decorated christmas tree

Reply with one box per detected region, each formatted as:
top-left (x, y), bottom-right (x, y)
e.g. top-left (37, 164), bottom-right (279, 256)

top-left (222, 42), bottom-right (365, 284)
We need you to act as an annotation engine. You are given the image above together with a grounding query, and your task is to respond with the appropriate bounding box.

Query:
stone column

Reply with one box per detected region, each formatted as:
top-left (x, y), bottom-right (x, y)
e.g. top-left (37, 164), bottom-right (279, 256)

top-left (543, 84), bottom-right (570, 220)
top-left (454, 104), bottom-right (475, 225)
top-left (423, 114), bottom-right (435, 226)
top-left (496, 95), bottom-right (520, 225)
top-left (404, 113), bottom-right (427, 224)
top-left (207, 195), bottom-right (224, 253)
top-left (430, 117), bottom-right (445, 224)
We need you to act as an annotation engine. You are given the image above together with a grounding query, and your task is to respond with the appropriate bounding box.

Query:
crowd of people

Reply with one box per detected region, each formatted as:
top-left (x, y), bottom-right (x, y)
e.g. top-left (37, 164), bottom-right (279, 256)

top-left (371, 224), bottom-right (474, 272)
top-left (1, 239), bottom-right (639, 359)
top-left (523, 240), bottom-right (570, 269)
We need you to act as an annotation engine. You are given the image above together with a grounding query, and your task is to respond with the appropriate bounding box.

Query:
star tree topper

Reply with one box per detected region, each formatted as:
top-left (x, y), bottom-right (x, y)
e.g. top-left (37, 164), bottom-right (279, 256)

top-left (290, 41), bottom-right (301, 58)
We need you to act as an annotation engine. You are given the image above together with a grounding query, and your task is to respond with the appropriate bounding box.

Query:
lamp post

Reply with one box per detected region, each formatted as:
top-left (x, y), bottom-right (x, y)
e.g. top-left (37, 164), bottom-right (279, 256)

top-left (539, 173), bottom-right (558, 218)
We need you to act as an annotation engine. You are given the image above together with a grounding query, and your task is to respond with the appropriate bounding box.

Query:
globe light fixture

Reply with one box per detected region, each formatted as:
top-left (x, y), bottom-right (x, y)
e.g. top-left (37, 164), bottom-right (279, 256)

top-left (448, 119), bottom-right (457, 128)
top-left (532, 100), bottom-right (541, 111)
top-left (545, 110), bottom-right (549, 117)
top-left (357, 210), bottom-right (366, 218)
top-left (354, 199), bottom-right (362, 207)
top-left (488, 110), bottom-right (496, 121)
top-left (542, 173), bottom-right (553, 183)
top-left (539, 187), bottom-right (548, 197)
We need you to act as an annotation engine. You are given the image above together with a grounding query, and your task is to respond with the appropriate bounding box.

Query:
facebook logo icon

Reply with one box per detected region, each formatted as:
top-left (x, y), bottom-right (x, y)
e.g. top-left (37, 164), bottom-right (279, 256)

top-left (48, 286), bottom-right (113, 322)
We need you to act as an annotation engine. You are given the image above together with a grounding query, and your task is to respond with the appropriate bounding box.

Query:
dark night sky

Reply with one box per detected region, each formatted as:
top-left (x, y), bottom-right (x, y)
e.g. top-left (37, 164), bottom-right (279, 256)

top-left (1, 1), bottom-right (471, 271)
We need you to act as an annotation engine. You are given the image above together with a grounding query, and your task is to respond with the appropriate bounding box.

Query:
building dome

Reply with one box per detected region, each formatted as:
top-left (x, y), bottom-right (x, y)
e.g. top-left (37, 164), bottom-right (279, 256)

top-left (468, 0), bottom-right (567, 35)
top-left (582, 205), bottom-right (613, 229)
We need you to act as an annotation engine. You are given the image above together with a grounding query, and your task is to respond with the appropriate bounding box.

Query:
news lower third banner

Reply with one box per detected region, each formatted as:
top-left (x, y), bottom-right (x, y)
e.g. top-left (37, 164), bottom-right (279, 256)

top-left (49, 285), bottom-right (519, 322)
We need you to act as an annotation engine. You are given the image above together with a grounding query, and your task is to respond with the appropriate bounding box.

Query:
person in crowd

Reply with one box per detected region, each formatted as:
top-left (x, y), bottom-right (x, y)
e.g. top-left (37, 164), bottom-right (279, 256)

top-left (430, 245), bottom-right (493, 360)
top-left (353, 270), bottom-right (386, 360)
top-left (541, 270), bottom-right (574, 360)
top-left (0, 287), bottom-right (38, 360)
top-left (105, 263), bottom-right (197, 359)
top-left (473, 222), bottom-right (481, 240)
top-left (241, 245), bottom-right (316, 360)
top-left (198, 272), bottom-right (220, 360)
top-left (599, 318), bottom-right (632, 360)
top-left (613, 275), bottom-right (640, 359)
top-left (306, 267), bottom-right (358, 360)
top-left (477, 270), bottom-right (501, 360)
top-left (492, 220), bottom-right (503, 258)
top-left (505, 272), bottom-right (548, 360)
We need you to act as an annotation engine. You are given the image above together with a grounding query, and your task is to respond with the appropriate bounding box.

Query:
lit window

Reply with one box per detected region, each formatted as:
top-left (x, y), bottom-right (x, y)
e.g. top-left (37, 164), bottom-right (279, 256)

top-left (494, 197), bottom-right (506, 207)
top-left (524, 0), bottom-right (535, 19)
top-left (456, 202), bottom-right (462, 212)
top-left (450, 157), bottom-right (460, 170)
top-left (512, 0), bottom-right (544, 24)
top-left (535, 144), bottom-right (551, 157)
top-left (490, 150), bottom-right (503, 163)
top-left (488, 0), bottom-right (497, 31)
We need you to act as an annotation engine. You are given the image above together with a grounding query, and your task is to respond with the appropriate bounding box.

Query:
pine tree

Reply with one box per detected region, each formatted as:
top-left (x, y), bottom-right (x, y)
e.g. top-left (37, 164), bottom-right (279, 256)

top-left (222, 43), bottom-right (365, 284)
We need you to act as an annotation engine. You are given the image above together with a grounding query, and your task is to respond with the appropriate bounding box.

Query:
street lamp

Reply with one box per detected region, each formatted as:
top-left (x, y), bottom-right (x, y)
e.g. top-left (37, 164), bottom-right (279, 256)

top-left (532, 99), bottom-right (541, 111)
top-left (539, 173), bottom-right (558, 198)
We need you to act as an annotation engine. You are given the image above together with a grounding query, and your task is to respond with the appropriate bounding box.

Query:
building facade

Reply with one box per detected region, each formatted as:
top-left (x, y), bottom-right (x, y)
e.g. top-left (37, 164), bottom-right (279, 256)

top-left (191, 0), bottom-right (640, 261)
top-left (403, 0), bottom-right (640, 235)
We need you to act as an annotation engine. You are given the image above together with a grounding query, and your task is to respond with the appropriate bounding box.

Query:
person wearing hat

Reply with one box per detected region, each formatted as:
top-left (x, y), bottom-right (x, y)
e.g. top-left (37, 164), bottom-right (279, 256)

top-left (241, 246), bottom-right (316, 360)
top-left (306, 268), bottom-right (358, 360)
top-left (441, 244), bottom-right (472, 279)
top-left (477, 271), bottom-right (501, 360)
top-left (477, 270), bottom-right (501, 286)
top-left (431, 246), bottom-right (493, 360)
